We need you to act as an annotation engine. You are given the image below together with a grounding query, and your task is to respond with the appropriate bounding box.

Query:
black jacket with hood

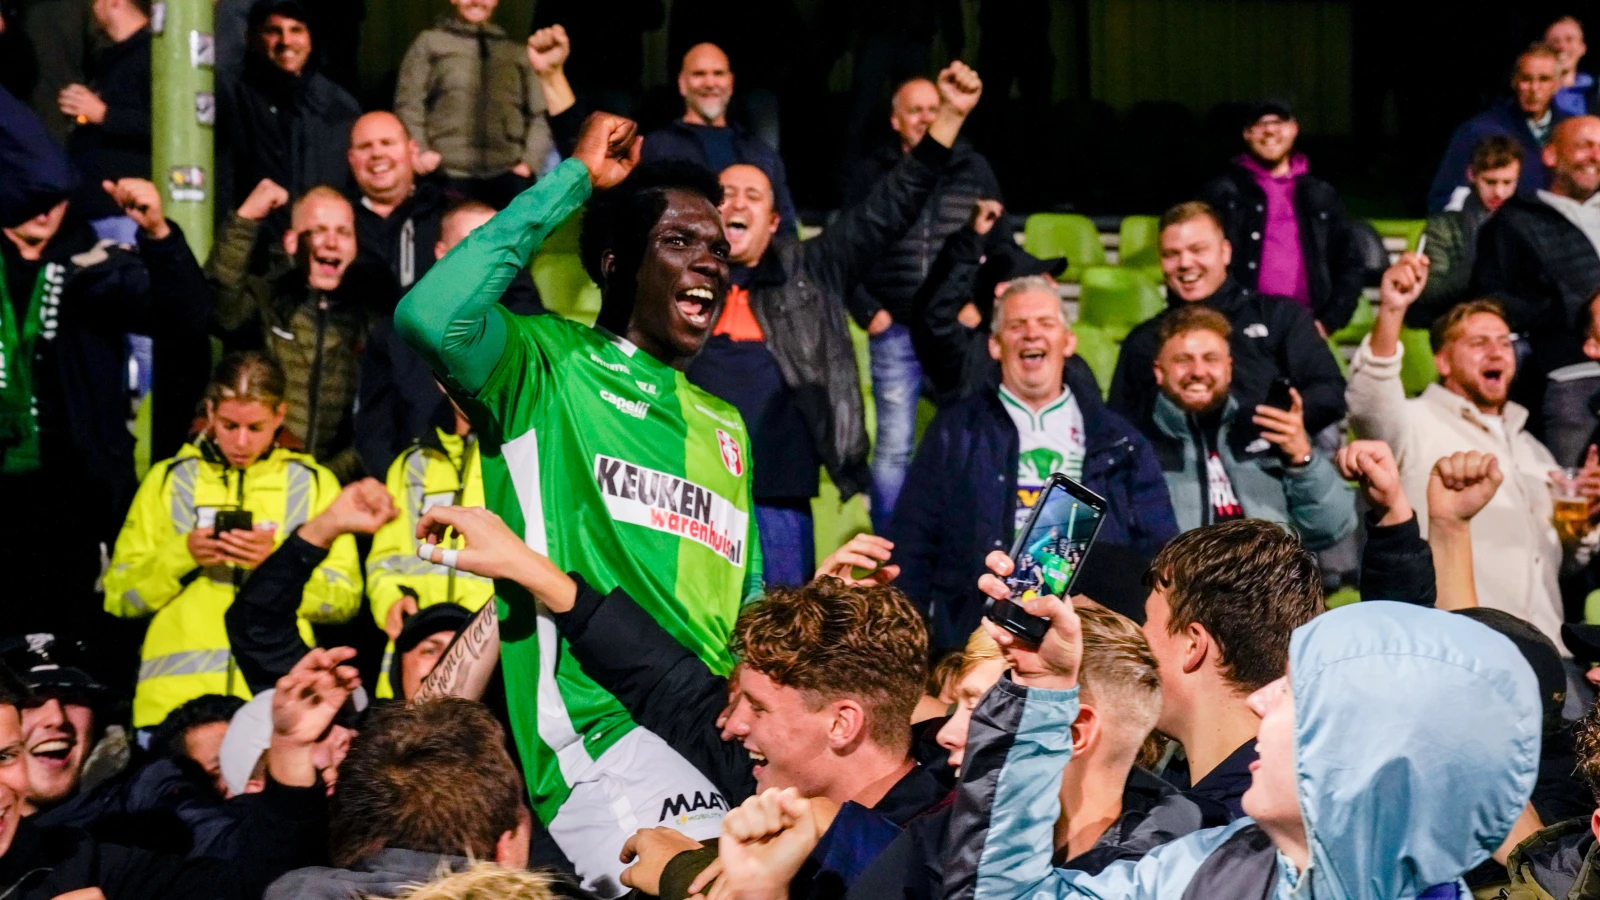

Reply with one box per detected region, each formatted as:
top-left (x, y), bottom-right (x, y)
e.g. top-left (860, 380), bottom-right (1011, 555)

top-left (1198, 159), bottom-right (1367, 332)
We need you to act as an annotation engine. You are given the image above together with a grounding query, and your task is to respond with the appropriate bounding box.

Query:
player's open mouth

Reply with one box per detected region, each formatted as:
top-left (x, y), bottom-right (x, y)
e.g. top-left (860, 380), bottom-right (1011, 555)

top-left (677, 287), bottom-right (715, 329)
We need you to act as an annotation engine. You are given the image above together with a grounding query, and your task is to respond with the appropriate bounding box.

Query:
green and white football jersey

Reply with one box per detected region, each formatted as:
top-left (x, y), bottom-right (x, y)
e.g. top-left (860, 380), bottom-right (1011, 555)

top-left (473, 309), bottom-right (762, 824)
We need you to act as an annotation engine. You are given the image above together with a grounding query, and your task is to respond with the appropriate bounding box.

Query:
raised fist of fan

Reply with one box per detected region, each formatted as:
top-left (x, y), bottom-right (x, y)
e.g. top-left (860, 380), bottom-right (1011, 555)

top-left (1336, 439), bottom-right (1411, 527)
top-left (526, 24), bottom-right (570, 75)
top-left (1378, 253), bottom-right (1430, 313)
top-left (1427, 451), bottom-right (1503, 524)
top-left (968, 199), bottom-right (1004, 236)
top-left (935, 61), bottom-right (983, 116)
top-left (573, 113), bottom-right (641, 190)
top-left (101, 178), bottom-right (168, 239)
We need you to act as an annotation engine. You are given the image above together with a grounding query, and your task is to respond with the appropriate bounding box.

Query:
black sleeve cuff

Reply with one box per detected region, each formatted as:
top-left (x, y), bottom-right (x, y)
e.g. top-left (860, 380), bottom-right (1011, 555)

top-left (1364, 510), bottom-right (1422, 542)
top-left (282, 529), bottom-right (334, 568)
top-left (911, 134), bottom-right (955, 172)
top-left (261, 771), bottom-right (329, 822)
top-left (550, 571), bottom-right (607, 640)
top-left (659, 844), bottom-right (721, 900)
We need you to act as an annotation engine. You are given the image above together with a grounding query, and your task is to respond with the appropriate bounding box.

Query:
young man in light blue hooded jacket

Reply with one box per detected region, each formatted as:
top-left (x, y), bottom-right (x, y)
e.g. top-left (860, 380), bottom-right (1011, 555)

top-left (934, 564), bottom-right (1542, 900)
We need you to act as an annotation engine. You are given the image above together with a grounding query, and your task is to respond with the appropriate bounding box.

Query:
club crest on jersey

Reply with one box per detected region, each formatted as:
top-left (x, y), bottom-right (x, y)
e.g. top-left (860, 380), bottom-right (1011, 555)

top-left (595, 456), bottom-right (748, 566)
top-left (716, 429), bottom-right (743, 476)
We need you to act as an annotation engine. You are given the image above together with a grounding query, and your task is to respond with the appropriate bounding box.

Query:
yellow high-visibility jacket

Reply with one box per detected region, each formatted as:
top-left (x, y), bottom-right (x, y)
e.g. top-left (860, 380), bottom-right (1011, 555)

top-left (105, 442), bottom-right (361, 726)
top-left (367, 429), bottom-right (492, 698)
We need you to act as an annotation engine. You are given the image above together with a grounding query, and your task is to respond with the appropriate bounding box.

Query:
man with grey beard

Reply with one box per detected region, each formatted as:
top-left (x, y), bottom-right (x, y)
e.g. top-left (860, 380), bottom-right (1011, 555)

top-left (640, 42), bottom-right (797, 226)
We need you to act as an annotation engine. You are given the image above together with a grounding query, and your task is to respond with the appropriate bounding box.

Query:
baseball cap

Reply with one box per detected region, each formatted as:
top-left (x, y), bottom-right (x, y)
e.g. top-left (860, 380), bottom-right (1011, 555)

top-left (388, 604), bottom-right (474, 699)
top-left (1563, 622), bottom-right (1600, 664)
top-left (1244, 100), bottom-right (1295, 125)
top-left (1458, 608), bottom-right (1565, 725)
top-left (0, 634), bottom-right (108, 698)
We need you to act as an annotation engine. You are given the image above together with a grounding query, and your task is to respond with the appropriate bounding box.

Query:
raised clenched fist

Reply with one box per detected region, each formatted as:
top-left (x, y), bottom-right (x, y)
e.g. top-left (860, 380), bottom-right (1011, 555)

top-left (573, 112), bottom-right (641, 190)
top-left (527, 24), bottom-right (571, 76)
top-left (936, 60), bottom-right (983, 116)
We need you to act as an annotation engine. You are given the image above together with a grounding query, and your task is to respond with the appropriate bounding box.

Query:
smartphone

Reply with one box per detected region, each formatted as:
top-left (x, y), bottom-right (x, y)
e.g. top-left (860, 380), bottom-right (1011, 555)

top-left (1264, 376), bottom-right (1294, 411)
top-left (984, 474), bottom-right (1108, 643)
top-left (213, 508), bottom-right (253, 538)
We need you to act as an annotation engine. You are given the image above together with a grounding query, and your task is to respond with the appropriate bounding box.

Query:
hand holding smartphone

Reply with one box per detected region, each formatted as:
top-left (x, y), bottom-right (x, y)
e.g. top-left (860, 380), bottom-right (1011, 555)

top-left (984, 474), bottom-right (1107, 644)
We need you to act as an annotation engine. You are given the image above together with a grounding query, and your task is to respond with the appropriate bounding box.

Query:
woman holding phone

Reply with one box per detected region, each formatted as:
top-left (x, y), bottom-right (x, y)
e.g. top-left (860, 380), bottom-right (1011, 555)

top-left (105, 351), bottom-right (361, 728)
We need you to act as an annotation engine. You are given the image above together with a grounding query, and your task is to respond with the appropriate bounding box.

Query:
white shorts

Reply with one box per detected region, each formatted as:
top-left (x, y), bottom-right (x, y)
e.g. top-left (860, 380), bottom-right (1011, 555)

top-left (546, 727), bottom-right (729, 898)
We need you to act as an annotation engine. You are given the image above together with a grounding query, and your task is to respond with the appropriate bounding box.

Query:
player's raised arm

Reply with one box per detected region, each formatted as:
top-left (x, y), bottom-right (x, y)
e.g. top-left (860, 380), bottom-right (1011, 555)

top-left (395, 113), bottom-right (642, 395)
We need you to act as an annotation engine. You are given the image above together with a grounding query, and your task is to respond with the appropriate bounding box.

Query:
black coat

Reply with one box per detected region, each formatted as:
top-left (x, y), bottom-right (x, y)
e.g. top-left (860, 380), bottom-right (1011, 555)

top-left (1107, 278), bottom-right (1347, 438)
top-left (0, 777), bottom-right (326, 900)
top-left (0, 217), bottom-right (210, 542)
top-left (350, 181), bottom-right (448, 292)
top-left (886, 364), bottom-right (1178, 655)
top-left (65, 28), bottom-right (150, 220)
top-left (1198, 163), bottom-right (1366, 332)
top-left (703, 135), bottom-right (958, 501)
top-left (840, 139), bottom-right (1003, 327)
top-left (1471, 193), bottom-right (1600, 419)
top-left (0, 85), bottom-right (79, 228)
top-left (217, 55), bottom-right (360, 221)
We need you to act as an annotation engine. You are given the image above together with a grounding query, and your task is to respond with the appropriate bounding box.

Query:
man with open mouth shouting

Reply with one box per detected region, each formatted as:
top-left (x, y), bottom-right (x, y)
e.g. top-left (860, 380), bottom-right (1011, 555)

top-left (685, 59), bottom-right (984, 587)
top-left (395, 110), bottom-right (761, 898)
top-left (1349, 253), bottom-right (1591, 672)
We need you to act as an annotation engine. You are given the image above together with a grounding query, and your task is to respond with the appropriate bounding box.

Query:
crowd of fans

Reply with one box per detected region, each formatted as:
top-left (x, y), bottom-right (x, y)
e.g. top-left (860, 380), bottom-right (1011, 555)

top-left (7, 1), bottom-right (1600, 898)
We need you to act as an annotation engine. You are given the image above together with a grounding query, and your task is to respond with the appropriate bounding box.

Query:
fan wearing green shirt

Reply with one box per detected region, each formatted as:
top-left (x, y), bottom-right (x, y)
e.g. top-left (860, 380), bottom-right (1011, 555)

top-left (395, 111), bottom-right (761, 897)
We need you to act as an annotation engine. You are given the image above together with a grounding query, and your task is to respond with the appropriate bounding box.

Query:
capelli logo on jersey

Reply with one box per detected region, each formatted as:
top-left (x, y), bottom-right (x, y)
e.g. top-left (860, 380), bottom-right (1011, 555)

top-left (600, 389), bottom-right (649, 420)
top-left (716, 429), bottom-right (744, 476)
top-left (595, 456), bottom-right (748, 566)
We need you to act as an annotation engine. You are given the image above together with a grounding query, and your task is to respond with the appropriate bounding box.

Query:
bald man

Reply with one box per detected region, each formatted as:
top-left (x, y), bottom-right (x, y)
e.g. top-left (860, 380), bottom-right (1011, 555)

top-left (1474, 115), bottom-right (1600, 463)
top-left (346, 111), bottom-right (448, 290)
top-left (212, 181), bottom-right (396, 481)
top-left (640, 42), bottom-right (798, 226)
top-left (355, 199), bottom-right (543, 475)
top-left (840, 75), bottom-right (1002, 531)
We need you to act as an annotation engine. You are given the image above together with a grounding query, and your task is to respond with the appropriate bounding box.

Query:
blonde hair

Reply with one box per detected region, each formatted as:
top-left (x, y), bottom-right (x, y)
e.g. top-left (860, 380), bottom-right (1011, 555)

top-left (1076, 604), bottom-right (1162, 750)
top-left (205, 350), bottom-right (286, 409)
top-left (959, 604), bottom-right (1161, 749)
top-left (388, 863), bottom-right (559, 900)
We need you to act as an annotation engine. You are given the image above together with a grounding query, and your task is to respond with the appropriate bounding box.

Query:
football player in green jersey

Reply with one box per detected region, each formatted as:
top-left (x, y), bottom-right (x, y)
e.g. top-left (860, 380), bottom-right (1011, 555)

top-left (396, 112), bottom-right (760, 896)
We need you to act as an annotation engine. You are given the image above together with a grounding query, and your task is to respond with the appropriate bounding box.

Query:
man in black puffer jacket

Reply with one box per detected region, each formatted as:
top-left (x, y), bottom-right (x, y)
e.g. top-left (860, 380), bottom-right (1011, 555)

top-left (1198, 101), bottom-right (1366, 334)
top-left (841, 77), bottom-right (1004, 530)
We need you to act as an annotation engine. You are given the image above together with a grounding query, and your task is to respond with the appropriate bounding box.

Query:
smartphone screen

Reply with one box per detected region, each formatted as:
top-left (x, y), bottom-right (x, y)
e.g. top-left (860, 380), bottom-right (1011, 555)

top-left (1008, 477), bottom-right (1107, 601)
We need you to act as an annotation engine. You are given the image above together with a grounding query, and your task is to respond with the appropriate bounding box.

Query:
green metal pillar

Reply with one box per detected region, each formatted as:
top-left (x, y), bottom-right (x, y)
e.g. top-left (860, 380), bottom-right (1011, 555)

top-left (149, 0), bottom-right (214, 258)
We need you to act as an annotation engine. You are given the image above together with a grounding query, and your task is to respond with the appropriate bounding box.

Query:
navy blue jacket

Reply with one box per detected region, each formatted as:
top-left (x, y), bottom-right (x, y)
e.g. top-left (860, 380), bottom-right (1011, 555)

top-left (1428, 99), bottom-right (1568, 213)
top-left (641, 119), bottom-right (798, 226)
top-left (887, 365), bottom-right (1178, 655)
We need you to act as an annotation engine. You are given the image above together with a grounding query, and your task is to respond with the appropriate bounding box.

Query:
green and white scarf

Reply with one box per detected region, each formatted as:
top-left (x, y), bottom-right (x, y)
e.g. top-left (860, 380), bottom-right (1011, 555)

top-left (0, 252), bottom-right (61, 474)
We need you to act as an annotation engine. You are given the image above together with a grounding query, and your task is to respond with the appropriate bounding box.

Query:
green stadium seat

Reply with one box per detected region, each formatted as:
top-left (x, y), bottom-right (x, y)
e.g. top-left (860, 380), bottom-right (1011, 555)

top-left (530, 252), bottom-right (602, 325)
top-left (1328, 295), bottom-right (1376, 346)
top-left (1024, 213), bottom-right (1106, 282)
top-left (1399, 328), bottom-right (1438, 397)
top-left (1116, 215), bottom-right (1164, 283)
top-left (1077, 266), bottom-right (1165, 340)
top-left (1367, 218), bottom-right (1426, 253)
top-left (1072, 323), bottom-right (1121, 398)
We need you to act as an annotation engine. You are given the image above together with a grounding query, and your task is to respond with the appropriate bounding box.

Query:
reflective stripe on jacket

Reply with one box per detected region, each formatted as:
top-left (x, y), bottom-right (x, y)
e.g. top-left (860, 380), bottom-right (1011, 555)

top-left (366, 428), bottom-right (493, 698)
top-left (105, 443), bottom-right (361, 726)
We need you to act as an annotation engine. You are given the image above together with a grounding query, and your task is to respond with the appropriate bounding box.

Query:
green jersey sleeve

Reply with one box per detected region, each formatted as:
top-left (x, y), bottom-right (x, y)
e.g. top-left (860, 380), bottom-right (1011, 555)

top-left (394, 158), bottom-right (593, 395)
